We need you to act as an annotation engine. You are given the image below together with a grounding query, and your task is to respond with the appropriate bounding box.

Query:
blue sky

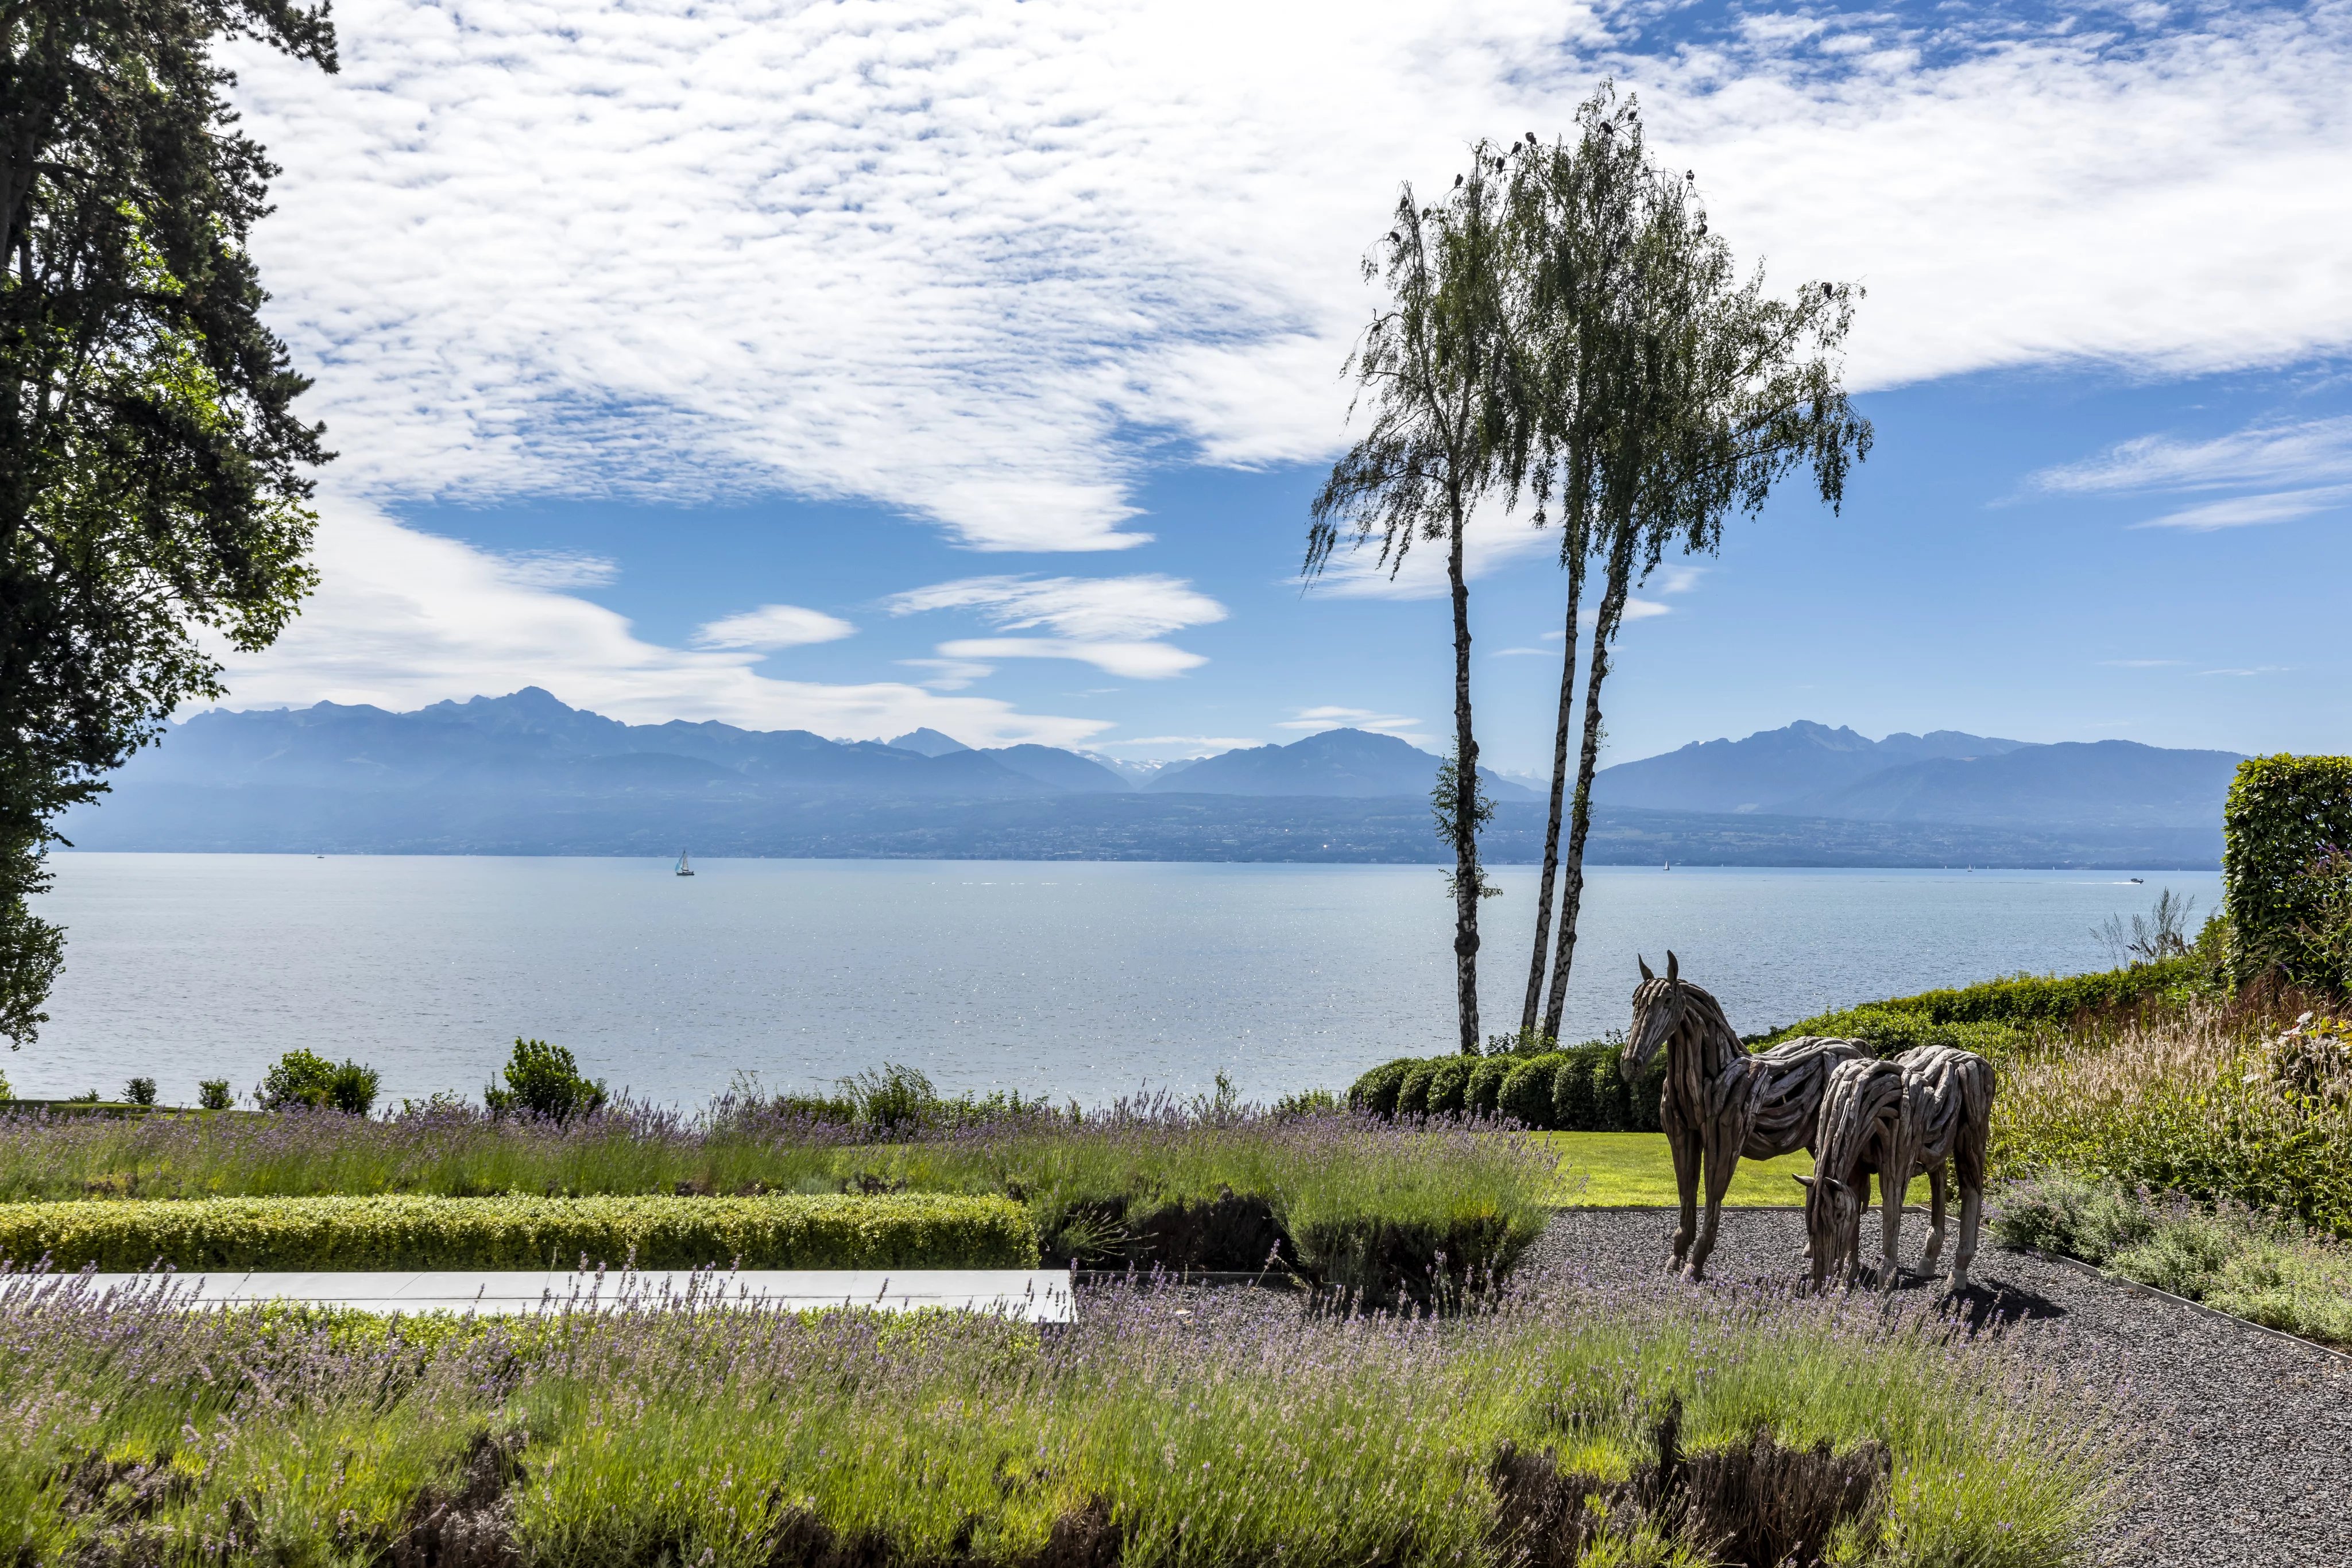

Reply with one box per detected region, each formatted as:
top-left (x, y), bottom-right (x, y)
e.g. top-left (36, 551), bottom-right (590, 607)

top-left (205, 0), bottom-right (2352, 773)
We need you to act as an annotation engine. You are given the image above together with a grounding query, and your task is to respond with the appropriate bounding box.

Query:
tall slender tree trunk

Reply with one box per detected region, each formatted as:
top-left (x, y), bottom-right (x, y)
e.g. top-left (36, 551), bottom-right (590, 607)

top-left (1519, 564), bottom-right (1583, 1039)
top-left (1542, 531), bottom-right (1633, 1042)
top-left (1447, 498), bottom-right (1481, 1055)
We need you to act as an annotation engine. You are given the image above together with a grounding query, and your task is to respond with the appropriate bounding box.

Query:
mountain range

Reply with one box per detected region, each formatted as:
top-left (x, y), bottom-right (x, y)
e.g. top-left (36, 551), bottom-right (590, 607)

top-left (53, 694), bottom-right (2241, 866)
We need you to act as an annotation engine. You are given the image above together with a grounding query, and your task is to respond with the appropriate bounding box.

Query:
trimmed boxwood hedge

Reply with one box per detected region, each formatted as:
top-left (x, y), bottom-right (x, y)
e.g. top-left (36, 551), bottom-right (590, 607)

top-left (1761, 957), bottom-right (2200, 1056)
top-left (1351, 1046), bottom-right (1664, 1133)
top-left (0, 1193), bottom-right (1038, 1273)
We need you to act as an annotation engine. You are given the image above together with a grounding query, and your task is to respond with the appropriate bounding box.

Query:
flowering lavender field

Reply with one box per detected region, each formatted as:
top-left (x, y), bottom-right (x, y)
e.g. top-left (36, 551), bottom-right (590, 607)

top-left (0, 1261), bottom-right (2107, 1567)
top-left (0, 1101), bottom-right (1556, 1296)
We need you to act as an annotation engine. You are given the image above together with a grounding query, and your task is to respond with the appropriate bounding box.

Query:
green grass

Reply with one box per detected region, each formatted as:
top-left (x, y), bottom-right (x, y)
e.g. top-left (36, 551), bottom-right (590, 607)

top-left (1540, 1132), bottom-right (1933, 1209)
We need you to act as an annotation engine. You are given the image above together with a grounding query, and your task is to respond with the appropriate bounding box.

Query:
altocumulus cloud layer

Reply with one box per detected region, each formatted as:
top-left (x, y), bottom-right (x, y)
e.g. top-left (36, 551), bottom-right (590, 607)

top-left (210, 0), bottom-right (2352, 733)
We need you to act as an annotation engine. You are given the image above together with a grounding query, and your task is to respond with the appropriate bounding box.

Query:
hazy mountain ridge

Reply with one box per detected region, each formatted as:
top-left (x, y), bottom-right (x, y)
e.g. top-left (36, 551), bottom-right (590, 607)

top-left (1592, 720), bottom-right (2238, 836)
top-left (60, 698), bottom-right (2235, 864)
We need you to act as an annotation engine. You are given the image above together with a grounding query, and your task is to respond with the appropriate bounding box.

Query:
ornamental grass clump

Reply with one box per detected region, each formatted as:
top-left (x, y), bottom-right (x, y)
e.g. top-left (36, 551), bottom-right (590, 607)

top-left (1992, 1008), bottom-right (2352, 1235)
top-left (0, 1262), bottom-right (2110, 1567)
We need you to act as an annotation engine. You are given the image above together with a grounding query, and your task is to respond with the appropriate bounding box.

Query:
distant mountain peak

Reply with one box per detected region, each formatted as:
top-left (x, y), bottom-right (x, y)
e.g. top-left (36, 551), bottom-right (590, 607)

top-left (887, 727), bottom-right (971, 757)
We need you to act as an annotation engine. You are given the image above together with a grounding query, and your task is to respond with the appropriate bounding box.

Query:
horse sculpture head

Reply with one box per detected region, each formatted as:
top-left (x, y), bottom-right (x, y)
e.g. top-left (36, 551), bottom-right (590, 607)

top-left (1622, 950), bottom-right (1689, 1082)
top-left (1794, 1171), bottom-right (1862, 1290)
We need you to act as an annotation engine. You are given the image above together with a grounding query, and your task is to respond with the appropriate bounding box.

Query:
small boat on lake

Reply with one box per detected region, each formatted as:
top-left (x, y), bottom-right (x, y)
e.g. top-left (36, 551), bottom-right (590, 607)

top-left (675, 850), bottom-right (694, 877)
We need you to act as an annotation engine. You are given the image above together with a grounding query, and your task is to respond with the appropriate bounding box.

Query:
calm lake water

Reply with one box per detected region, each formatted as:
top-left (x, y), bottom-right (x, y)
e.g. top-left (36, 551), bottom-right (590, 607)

top-left (18, 855), bottom-right (2220, 1108)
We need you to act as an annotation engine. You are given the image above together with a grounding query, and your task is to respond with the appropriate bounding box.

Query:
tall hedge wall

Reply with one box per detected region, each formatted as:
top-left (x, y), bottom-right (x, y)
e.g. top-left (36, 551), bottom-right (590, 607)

top-left (2223, 754), bottom-right (2352, 986)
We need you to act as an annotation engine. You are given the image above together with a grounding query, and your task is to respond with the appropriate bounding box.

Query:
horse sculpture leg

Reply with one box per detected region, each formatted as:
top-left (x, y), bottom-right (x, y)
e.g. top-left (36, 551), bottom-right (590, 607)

top-left (1667, 1124), bottom-right (1702, 1272)
top-left (1876, 1167), bottom-right (1905, 1289)
top-left (1686, 1134), bottom-right (1740, 1281)
top-left (1919, 1162), bottom-right (1948, 1276)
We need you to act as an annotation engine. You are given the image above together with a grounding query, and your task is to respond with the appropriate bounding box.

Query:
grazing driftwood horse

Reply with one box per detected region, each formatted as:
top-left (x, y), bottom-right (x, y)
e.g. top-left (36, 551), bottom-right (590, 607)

top-left (1797, 1058), bottom-right (1914, 1290)
top-left (1799, 1044), bottom-right (1997, 1292)
top-left (1622, 954), bottom-right (1866, 1281)
top-left (1889, 1044), bottom-right (1996, 1292)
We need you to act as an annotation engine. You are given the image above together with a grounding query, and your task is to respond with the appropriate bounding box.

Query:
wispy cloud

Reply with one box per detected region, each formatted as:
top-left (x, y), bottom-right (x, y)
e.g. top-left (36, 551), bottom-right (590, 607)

top-left (496, 551), bottom-right (618, 590)
top-left (2037, 415), bottom-right (2352, 532)
top-left (889, 574), bottom-right (1224, 681)
top-left (2100, 658), bottom-right (2187, 668)
top-left (2135, 486), bottom-right (2352, 531)
top-left (2199, 665), bottom-right (2291, 677)
top-left (897, 658), bottom-right (995, 692)
top-left (691, 604), bottom-right (856, 651)
top-left (223, 0), bottom-right (2352, 557)
top-left (936, 637), bottom-right (1205, 680)
top-left (1276, 706), bottom-right (1420, 733)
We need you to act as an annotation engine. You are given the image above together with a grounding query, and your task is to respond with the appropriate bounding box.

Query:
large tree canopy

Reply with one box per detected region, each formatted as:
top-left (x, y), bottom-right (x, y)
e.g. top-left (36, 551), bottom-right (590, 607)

top-left (1, 0), bottom-right (336, 1044)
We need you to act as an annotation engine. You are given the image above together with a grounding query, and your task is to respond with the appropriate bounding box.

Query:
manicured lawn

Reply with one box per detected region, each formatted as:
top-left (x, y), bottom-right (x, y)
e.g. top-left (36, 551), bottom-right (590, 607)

top-left (1539, 1131), bottom-right (1931, 1207)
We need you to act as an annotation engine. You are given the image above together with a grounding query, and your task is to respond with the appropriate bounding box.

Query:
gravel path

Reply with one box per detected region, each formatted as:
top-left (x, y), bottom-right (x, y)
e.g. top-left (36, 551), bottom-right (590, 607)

top-left (1078, 1212), bottom-right (2352, 1565)
top-left (1528, 1209), bottom-right (2352, 1568)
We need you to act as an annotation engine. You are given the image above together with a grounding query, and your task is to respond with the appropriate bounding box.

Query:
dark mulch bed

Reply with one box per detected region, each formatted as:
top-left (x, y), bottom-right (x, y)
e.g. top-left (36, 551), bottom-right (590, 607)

top-left (1079, 1209), bottom-right (2352, 1567)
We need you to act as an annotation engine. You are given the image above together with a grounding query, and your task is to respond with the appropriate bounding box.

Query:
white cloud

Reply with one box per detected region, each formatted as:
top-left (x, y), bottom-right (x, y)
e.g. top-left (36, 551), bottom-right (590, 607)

top-left (889, 572), bottom-right (1224, 679)
top-left (898, 658), bottom-right (996, 692)
top-left (1276, 706), bottom-right (1421, 733)
top-left (2037, 416), bottom-right (2352, 494)
top-left (2037, 414), bottom-right (2352, 532)
top-left (937, 637), bottom-right (1205, 680)
top-left (2134, 487), bottom-right (2352, 532)
top-left (496, 551), bottom-right (618, 589)
top-left (210, 495), bottom-right (1105, 746)
top-left (2100, 658), bottom-right (2188, 668)
top-left (691, 603), bottom-right (857, 650)
top-left (220, 0), bottom-right (2352, 555)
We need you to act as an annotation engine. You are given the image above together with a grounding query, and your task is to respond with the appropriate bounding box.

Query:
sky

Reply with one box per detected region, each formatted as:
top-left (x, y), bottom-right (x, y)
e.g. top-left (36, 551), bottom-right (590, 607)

top-left (202, 0), bottom-right (2352, 773)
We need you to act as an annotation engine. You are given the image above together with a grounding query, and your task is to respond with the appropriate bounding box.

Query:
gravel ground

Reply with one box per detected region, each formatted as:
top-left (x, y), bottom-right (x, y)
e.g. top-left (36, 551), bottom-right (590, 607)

top-left (1080, 1211), bottom-right (2352, 1566)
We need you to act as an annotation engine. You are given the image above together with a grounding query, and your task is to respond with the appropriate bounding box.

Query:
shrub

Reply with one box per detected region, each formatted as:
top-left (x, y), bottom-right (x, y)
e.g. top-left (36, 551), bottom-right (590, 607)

top-left (483, 1037), bottom-right (608, 1123)
top-left (121, 1077), bottom-right (157, 1108)
top-left (1767, 959), bottom-right (2200, 1051)
top-left (1498, 1053), bottom-right (1567, 1129)
top-left (2224, 754), bottom-right (2352, 988)
top-left (261, 1050), bottom-right (380, 1116)
top-left (196, 1078), bottom-right (232, 1111)
top-left (1423, 1056), bottom-right (1472, 1116)
top-left (1993, 1173), bottom-right (2352, 1346)
top-left (1465, 1056), bottom-right (1512, 1117)
top-left (0, 1192), bottom-right (1038, 1272)
top-left (1347, 1059), bottom-right (1419, 1117)
top-left (1395, 1059), bottom-right (1441, 1117)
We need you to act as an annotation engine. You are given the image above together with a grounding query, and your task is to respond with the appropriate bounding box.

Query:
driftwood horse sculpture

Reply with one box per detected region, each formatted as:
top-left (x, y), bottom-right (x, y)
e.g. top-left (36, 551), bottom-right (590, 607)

top-left (1622, 954), bottom-right (1866, 1280)
top-left (1800, 1045), bottom-right (1997, 1292)
top-left (1797, 1058), bottom-right (1913, 1290)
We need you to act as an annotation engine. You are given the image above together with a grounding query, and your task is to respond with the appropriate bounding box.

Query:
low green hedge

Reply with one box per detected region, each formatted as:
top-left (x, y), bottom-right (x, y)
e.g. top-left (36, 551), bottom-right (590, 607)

top-left (1350, 1045), bottom-right (1665, 1132)
top-left (1763, 958), bottom-right (2202, 1056)
top-left (0, 1193), bottom-right (1038, 1273)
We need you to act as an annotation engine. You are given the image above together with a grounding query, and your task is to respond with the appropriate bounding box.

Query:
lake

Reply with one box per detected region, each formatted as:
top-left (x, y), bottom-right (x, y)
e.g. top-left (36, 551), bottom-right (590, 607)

top-left (17, 855), bottom-right (2219, 1108)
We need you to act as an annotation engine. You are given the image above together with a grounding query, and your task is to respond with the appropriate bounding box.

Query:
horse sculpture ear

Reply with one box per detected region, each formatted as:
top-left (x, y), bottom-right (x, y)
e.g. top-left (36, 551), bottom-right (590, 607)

top-left (1792, 1173), bottom-right (1813, 1188)
top-left (1666, 950), bottom-right (1678, 982)
top-left (1638, 955), bottom-right (1654, 982)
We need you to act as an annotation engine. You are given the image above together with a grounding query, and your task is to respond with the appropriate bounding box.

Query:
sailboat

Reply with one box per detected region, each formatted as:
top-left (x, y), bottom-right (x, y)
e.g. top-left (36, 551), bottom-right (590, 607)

top-left (675, 849), bottom-right (694, 878)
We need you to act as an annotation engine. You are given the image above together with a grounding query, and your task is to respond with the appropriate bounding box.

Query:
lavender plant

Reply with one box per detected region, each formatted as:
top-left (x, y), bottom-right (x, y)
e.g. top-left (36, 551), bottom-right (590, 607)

top-left (0, 1264), bottom-right (2110, 1566)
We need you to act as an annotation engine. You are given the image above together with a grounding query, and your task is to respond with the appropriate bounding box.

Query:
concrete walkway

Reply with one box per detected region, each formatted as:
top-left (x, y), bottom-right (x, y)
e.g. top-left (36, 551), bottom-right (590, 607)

top-left (65, 1268), bottom-right (1074, 1322)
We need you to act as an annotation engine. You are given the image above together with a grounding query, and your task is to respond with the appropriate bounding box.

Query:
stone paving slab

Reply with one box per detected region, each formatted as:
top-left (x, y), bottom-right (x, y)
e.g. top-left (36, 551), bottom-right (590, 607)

top-left (71, 1268), bottom-right (1074, 1321)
